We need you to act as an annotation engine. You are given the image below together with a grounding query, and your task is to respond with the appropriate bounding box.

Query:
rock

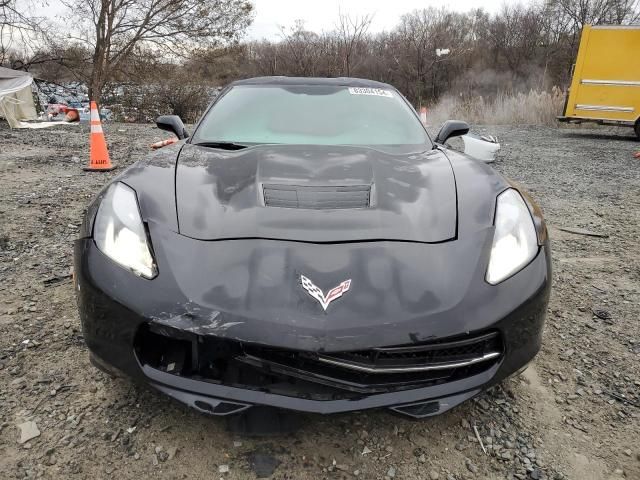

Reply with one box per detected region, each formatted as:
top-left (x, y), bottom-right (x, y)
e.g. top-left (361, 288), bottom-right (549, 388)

top-left (362, 446), bottom-right (372, 455)
top-left (466, 459), bottom-right (478, 474)
top-left (17, 421), bottom-right (40, 444)
top-left (429, 470), bottom-right (440, 479)
top-left (233, 440), bottom-right (242, 448)
top-left (167, 446), bottom-right (178, 460)
top-left (387, 466), bottom-right (396, 478)
top-left (10, 377), bottom-right (26, 389)
top-left (623, 449), bottom-right (631, 457)
top-left (461, 418), bottom-right (471, 429)
top-left (592, 308), bottom-right (612, 321)
top-left (218, 464), bottom-right (229, 473)
top-left (418, 454), bottom-right (426, 463)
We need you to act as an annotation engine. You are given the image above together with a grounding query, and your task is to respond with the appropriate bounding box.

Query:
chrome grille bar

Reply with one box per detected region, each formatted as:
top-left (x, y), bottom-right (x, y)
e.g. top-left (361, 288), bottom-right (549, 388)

top-left (317, 351), bottom-right (501, 373)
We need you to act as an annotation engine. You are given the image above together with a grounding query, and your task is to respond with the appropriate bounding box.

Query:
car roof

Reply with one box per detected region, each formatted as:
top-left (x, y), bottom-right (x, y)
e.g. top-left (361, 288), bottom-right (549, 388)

top-left (229, 76), bottom-right (395, 90)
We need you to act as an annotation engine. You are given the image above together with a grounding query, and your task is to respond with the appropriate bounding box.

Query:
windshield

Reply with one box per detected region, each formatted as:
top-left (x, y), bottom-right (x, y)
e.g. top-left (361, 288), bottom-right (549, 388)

top-left (192, 85), bottom-right (431, 151)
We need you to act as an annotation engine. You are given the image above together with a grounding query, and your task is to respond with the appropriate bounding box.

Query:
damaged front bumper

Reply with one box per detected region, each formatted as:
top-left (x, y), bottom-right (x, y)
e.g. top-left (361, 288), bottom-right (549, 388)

top-left (89, 341), bottom-right (497, 418)
top-left (74, 229), bottom-right (550, 419)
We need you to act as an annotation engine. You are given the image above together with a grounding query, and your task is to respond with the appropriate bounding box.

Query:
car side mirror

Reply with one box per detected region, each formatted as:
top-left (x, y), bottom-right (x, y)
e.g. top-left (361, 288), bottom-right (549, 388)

top-left (156, 115), bottom-right (189, 140)
top-left (434, 120), bottom-right (470, 144)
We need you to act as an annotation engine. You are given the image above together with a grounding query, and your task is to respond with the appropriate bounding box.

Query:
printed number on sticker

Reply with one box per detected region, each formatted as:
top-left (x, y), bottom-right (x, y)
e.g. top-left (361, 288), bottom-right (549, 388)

top-left (348, 87), bottom-right (393, 98)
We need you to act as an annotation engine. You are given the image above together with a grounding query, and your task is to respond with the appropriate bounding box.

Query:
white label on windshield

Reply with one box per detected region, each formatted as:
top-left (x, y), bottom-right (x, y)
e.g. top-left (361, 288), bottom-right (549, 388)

top-left (348, 87), bottom-right (393, 98)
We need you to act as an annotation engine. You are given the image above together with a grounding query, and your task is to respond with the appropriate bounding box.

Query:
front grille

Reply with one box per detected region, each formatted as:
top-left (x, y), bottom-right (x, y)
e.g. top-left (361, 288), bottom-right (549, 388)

top-left (318, 331), bottom-right (502, 373)
top-left (136, 327), bottom-right (503, 401)
top-left (263, 184), bottom-right (371, 209)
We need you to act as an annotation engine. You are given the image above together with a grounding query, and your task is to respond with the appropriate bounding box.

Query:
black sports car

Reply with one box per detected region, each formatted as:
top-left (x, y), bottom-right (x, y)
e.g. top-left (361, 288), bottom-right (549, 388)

top-left (75, 77), bottom-right (551, 419)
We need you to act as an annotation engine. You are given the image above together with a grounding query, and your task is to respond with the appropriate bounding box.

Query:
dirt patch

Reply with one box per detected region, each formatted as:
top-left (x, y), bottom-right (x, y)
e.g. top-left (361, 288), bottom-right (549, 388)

top-left (0, 122), bottom-right (638, 479)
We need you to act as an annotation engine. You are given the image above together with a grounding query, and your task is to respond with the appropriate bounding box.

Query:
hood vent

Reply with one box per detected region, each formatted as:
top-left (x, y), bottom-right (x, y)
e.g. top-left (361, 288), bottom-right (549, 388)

top-left (263, 184), bottom-right (371, 209)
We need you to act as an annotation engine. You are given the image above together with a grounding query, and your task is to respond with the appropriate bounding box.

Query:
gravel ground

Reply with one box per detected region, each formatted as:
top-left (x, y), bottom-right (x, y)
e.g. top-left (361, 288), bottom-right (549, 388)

top-left (0, 122), bottom-right (638, 480)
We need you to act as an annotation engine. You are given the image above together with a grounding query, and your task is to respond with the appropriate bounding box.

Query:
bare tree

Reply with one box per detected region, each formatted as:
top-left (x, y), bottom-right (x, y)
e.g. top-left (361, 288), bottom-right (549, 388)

top-left (0, 0), bottom-right (49, 66)
top-left (277, 20), bottom-right (324, 76)
top-left (488, 4), bottom-right (545, 75)
top-left (61, 0), bottom-right (253, 103)
top-left (335, 12), bottom-right (373, 76)
top-left (550, 0), bottom-right (640, 29)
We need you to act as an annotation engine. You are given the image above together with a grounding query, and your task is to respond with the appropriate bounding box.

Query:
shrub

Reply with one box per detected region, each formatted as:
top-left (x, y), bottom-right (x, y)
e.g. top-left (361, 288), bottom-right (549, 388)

top-left (427, 87), bottom-right (566, 126)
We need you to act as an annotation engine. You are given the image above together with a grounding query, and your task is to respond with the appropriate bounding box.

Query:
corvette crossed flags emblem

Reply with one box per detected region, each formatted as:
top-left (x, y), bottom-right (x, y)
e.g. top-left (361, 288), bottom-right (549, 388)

top-left (300, 275), bottom-right (351, 311)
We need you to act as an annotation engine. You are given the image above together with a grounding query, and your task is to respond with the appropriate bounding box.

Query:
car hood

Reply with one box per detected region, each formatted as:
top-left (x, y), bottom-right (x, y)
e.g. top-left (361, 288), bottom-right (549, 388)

top-left (175, 144), bottom-right (457, 243)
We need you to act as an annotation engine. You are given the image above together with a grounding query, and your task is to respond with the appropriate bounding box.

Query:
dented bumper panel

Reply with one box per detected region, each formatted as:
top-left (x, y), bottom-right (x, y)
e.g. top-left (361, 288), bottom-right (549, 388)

top-left (74, 224), bottom-right (550, 417)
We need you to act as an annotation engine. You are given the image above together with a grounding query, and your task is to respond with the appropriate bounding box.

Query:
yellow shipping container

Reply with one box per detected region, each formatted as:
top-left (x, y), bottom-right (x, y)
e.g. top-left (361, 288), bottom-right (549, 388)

top-left (559, 25), bottom-right (640, 139)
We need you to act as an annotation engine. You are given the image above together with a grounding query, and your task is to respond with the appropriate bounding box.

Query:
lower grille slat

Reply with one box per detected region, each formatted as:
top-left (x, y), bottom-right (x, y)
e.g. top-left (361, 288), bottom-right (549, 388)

top-left (316, 351), bottom-right (502, 373)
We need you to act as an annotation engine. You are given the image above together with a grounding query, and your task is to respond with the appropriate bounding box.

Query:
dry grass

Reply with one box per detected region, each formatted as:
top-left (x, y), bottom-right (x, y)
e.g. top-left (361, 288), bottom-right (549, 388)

top-left (428, 87), bottom-right (566, 126)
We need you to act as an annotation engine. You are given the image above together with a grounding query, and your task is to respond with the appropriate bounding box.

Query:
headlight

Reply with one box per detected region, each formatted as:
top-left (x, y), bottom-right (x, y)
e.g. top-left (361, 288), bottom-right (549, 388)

top-left (93, 182), bottom-right (157, 279)
top-left (486, 188), bottom-right (538, 285)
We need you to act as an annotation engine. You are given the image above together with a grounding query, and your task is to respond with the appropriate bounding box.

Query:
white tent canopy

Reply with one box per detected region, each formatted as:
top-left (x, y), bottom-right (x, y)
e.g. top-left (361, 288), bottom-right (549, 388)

top-left (0, 67), bottom-right (38, 127)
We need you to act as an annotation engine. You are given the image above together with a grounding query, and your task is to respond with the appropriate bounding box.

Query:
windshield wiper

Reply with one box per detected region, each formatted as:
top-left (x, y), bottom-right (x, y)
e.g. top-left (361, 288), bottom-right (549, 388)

top-left (192, 141), bottom-right (249, 150)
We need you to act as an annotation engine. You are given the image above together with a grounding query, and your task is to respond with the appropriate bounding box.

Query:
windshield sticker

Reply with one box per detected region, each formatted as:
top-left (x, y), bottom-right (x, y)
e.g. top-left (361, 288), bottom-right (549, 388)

top-left (348, 87), bottom-right (393, 98)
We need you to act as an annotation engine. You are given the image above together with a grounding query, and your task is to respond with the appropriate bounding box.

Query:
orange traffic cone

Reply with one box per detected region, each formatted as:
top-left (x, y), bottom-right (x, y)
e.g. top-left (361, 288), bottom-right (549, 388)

top-left (419, 106), bottom-right (427, 124)
top-left (84, 101), bottom-right (114, 172)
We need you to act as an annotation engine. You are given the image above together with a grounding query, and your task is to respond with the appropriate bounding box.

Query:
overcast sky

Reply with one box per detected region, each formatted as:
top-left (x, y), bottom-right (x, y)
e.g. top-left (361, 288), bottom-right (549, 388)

top-left (246, 0), bottom-right (507, 40)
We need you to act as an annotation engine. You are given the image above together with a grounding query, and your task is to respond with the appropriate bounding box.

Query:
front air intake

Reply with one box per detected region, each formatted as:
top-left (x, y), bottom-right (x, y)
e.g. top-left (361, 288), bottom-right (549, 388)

top-left (263, 184), bottom-right (371, 209)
